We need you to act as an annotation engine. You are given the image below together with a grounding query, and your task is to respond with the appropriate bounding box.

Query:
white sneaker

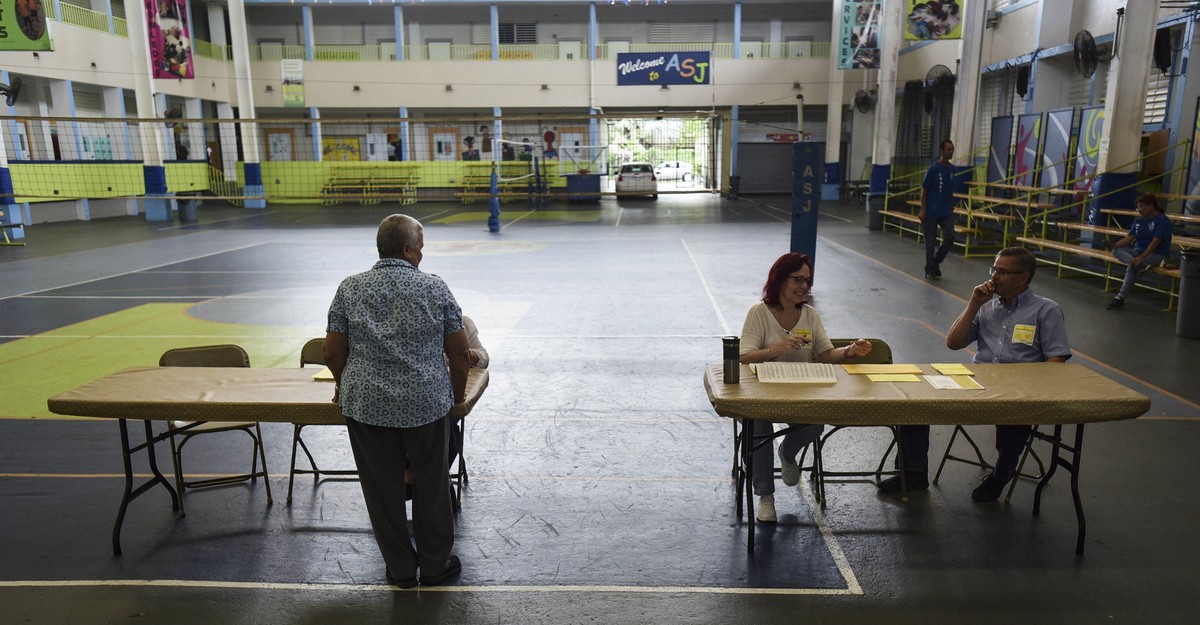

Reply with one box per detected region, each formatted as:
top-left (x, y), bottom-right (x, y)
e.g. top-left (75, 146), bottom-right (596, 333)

top-left (756, 495), bottom-right (777, 523)
top-left (779, 447), bottom-right (801, 486)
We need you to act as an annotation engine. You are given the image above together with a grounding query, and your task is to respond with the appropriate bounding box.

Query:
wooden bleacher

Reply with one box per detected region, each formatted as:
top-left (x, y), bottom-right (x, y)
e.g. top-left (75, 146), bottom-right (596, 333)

top-left (1, 207), bottom-right (26, 246)
top-left (319, 164), bottom-right (420, 206)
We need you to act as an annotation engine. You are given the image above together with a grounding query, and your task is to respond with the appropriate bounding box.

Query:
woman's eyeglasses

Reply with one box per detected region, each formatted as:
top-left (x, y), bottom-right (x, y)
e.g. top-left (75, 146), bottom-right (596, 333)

top-left (787, 275), bottom-right (812, 286)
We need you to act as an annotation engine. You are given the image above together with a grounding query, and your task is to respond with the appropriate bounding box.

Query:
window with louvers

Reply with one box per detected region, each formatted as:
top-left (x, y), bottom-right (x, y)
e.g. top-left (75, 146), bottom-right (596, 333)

top-left (498, 23), bottom-right (537, 44)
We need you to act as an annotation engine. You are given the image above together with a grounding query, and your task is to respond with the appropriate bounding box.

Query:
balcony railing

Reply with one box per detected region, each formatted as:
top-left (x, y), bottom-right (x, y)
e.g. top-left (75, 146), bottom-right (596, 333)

top-left (58, 3), bottom-right (111, 33)
top-left (194, 40), bottom-right (232, 61)
top-left (245, 42), bottom-right (831, 63)
top-left (113, 17), bottom-right (127, 38)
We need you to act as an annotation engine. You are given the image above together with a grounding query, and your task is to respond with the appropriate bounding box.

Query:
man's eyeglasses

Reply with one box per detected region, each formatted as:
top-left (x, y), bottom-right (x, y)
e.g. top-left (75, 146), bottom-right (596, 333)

top-left (989, 266), bottom-right (1026, 277)
top-left (787, 275), bottom-right (812, 286)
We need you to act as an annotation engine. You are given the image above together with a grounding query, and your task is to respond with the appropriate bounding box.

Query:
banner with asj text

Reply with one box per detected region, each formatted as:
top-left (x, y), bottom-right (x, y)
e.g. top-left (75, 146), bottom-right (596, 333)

top-left (145, 0), bottom-right (194, 79)
top-left (0, 0), bottom-right (53, 51)
top-left (904, 0), bottom-right (964, 41)
top-left (838, 1), bottom-right (880, 69)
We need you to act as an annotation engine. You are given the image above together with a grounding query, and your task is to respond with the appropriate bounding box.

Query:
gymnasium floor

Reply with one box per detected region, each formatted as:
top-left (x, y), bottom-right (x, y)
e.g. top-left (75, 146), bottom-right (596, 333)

top-left (1, 194), bottom-right (1198, 624)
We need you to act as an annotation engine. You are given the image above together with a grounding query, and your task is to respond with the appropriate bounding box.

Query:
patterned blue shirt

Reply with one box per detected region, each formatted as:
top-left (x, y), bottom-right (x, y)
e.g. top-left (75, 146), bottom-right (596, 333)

top-left (327, 258), bottom-right (464, 428)
top-left (968, 288), bottom-right (1072, 364)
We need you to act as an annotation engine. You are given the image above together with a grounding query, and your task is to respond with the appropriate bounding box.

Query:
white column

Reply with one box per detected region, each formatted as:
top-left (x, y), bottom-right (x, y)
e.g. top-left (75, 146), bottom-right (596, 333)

top-left (227, 0), bottom-right (260, 165)
top-left (101, 87), bottom-right (130, 161)
top-left (824, 42), bottom-right (845, 200)
top-left (217, 102), bottom-right (238, 178)
top-left (126, 0), bottom-right (164, 166)
top-left (1098, 4), bottom-right (1160, 175)
top-left (207, 3), bottom-right (229, 47)
top-left (870, 0), bottom-right (902, 173)
top-left (949, 0), bottom-right (986, 166)
top-left (184, 97), bottom-right (203, 161)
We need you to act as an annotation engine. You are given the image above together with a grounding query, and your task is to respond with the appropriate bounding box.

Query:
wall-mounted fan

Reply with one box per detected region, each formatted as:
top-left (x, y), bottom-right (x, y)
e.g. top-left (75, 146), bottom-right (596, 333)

top-left (0, 76), bottom-right (22, 107)
top-left (924, 65), bottom-right (955, 113)
top-left (853, 89), bottom-right (877, 114)
top-left (1073, 9), bottom-right (1123, 79)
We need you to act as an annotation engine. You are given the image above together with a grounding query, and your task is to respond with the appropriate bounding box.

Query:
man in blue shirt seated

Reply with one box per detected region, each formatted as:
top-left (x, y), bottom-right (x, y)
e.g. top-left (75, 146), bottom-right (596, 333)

top-left (879, 247), bottom-right (1072, 501)
top-left (324, 214), bottom-right (470, 588)
top-left (1106, 193), bottom-right (1173, 310)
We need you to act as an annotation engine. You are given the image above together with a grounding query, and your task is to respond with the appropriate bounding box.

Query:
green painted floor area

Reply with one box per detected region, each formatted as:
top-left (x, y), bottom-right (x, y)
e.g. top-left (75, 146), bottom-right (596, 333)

top-left (1, 303), bottom-right (322, 419)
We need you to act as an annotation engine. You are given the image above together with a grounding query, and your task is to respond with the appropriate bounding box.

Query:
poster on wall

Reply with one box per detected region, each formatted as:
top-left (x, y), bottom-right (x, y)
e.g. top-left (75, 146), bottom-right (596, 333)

top-left (0, 0), bottom-right (54, 51)
top-left (616, 52), bottom-right (711, 86)
top-left (1013, 113), bottom-right (1044, 188)
top-left (145, 0), bottom-right (193, 79)
top-left (838, 1), bottom-right (881, 69)
top-left (987, 115), bottom-right (1013, 188)
top-left (904, 0), bottom-right (964, 40)
top-left (1039, 108), bottom-right (1075, 189)
top-left (1073, 106), bottom-right (1104, 194)
top-left (281, 59), bottom-right (304, 107)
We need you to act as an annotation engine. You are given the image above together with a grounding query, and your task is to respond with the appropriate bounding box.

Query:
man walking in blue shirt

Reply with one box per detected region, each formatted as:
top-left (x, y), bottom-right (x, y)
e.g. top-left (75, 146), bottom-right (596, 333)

top-left (921, 139), bottom-right (957, 279)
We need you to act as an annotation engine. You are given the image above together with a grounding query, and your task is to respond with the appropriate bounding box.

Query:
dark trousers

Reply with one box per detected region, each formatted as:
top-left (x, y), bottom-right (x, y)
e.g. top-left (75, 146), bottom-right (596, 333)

top-left (922, 214), bottom-right (957, 274)
top-left (896, 424), bottom-right (1031, 480)
top-left (345, 416), bottom-right (454, 580)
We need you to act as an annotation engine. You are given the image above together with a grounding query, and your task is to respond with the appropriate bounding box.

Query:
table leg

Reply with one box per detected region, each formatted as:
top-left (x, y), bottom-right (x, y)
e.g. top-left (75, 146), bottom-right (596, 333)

top-left (111, 419), bottom-right (180, 555)
top-left (1032, 424), bottom-right (1087, 555)
top-left (741, 418), bottom-right (756, 553)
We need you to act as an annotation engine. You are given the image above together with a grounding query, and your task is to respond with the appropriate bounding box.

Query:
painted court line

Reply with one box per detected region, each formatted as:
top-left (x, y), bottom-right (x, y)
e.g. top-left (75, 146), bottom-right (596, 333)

top-left (0, 579), bottom-right (857, 595)
top-left (681, 237), bottom-right (731, 336)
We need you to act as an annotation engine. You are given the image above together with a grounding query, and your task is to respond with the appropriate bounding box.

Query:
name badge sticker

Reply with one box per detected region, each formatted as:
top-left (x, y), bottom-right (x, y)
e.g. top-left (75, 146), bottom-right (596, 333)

top-left (793, 328), bottom-right (813, 344)
top-left (1011, 324), bottom-right (1036, 346)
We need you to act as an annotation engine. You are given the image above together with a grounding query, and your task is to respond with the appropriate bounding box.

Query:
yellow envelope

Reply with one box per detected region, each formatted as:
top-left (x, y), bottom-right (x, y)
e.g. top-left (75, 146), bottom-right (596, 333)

top-left (867, 374), bottom-right (923, 382)
top-left (951, 375), bottom-right (984, 389)
top-left (312, 367), bottom-right (335, 381)
top-left (843, 364), bottom-right (924, 375)
top-left (932, 363), bottom-right (974, 375)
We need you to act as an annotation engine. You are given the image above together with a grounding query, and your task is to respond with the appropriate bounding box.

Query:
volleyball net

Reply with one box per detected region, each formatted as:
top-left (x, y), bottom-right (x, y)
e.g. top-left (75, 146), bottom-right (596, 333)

top-left (1, 112), bottom-right (718, 207)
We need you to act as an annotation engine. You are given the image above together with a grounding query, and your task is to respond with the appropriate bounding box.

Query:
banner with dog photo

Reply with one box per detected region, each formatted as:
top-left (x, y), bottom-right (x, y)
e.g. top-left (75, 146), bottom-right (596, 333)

top-left (904, 0), bottom-right (964, 41)
top-left (144, 0), bottom-right (193, 79)
top-left (0, 0), bottom-right (54, 51)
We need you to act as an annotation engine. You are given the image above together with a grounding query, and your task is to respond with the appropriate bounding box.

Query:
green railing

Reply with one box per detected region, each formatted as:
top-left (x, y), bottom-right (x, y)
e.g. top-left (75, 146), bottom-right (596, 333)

top-left (57, 3), bottom-right (110, 33)
top-left (254, 45), bottom-right (307, 61)
top-left (113, 17), bottom-right (127, 38)
top-left (194, 40), bottom-right (231, 61)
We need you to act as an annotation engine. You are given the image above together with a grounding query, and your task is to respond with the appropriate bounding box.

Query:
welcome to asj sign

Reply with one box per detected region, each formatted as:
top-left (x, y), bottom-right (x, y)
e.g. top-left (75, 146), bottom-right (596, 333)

top-left (616, 52), bottom-right (710, 86)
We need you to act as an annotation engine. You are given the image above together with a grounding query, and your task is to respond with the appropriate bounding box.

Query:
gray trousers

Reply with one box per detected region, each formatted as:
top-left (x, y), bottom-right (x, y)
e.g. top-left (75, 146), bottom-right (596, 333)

top-left (752, 420), bottom-right (824, 496)
top-left (345, 415), bottom-right (454, 580)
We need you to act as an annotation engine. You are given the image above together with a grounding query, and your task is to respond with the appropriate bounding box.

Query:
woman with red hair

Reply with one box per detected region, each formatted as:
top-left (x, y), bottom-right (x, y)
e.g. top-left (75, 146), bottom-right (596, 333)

top-left (738, 252), bottom-right (872, 523)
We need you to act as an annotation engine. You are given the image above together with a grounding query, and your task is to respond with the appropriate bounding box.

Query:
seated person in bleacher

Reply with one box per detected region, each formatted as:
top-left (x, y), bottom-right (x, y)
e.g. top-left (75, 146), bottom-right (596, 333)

top-left (739, 252), bottom-right (872, 523)
top-left (1106, 193), bottom-right (1173, 310)
top-left (879, 247), bottom-right (1071, 502)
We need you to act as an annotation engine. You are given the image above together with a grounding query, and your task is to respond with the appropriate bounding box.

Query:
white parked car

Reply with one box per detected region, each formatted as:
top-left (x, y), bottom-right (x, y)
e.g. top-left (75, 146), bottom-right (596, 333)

top-left (654, 161), bottom-right (694, 182)
top-left (615, 162), bottom-right (657, 199)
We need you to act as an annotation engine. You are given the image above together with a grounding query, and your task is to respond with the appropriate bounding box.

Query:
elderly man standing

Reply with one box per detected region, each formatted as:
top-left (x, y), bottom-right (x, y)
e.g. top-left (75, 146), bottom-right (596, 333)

top-left (324, 214), bottom-right (469, 588)
top-left (879, 247), bottom-right (1071, 501)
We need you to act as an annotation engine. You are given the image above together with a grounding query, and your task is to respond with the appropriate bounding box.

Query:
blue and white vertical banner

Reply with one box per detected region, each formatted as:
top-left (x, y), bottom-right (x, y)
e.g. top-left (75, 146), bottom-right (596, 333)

top-left (616, 52), bottom-right (710, 86)
top-left (987, 115), bottom-right (1013, 187)
top-left (791, 142), bottom-right (823, 261)
top-left (838, 1), bottom-right (881, 69)
top-left (1039, 108), bottom-right (1075, 189)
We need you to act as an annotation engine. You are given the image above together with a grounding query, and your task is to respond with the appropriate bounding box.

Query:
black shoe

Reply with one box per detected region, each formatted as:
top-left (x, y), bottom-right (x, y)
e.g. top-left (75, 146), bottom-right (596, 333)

top-left (386, 569), bottom-right (418, 589)
top-left (1106, 297), bottom-right (1125, 310)
top-left (877, 472), bottom-right (929, 493)
top-left (419, 555), bottom-right (462, 586)
top-left (971, 473), bottom-right (1011, 502)
top-left (924, 272), bottom-right (938, 280)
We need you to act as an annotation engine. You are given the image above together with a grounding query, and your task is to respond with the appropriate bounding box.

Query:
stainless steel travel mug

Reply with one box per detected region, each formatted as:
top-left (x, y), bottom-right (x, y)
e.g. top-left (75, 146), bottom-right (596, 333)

top-left (722, 336), bottom-right (740, 384)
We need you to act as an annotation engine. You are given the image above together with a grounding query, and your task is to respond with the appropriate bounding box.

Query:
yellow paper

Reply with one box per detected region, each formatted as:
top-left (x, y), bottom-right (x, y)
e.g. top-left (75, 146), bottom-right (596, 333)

top-left (312, 367), bottom-right (335, 381)
top-left (842, 364), bottom-right (924, 375)
top-left (792, 328), bottom-right (813, 343)
top-left (952, 375), bottom-right (984, 389)
top-left (867, 374), bottom-right (923, 382)
top-left (932, 363), bottom-right (974, 375)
